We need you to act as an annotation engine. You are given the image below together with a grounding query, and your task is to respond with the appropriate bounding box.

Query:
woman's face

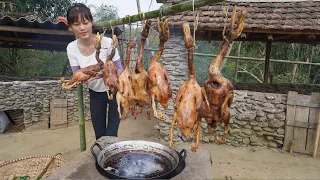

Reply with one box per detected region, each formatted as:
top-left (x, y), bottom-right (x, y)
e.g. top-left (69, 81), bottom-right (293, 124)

top-left (70, 16), bottom-right (93, 39)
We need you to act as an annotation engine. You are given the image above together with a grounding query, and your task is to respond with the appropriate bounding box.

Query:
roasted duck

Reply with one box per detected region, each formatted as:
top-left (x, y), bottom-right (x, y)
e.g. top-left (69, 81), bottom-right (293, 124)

top-left (99, 34), bottom-right (120, 100)
top-left (147, 19), bottom-right (173, 120)
top-left (60, 34), bottom-right (103, 89)
top-left (116, 41), bottom-right (136, 120)
top-left (131, 20), bottom-right (151, 120)
top-left (201, 6), bottom-right (247, 143)
top-left (169, 23), bottom-right (209, 152)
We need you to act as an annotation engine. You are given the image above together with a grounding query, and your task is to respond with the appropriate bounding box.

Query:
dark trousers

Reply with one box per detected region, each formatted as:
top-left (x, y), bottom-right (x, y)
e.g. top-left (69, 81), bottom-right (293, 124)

top-left (89, 89), bottom-right (120, 140)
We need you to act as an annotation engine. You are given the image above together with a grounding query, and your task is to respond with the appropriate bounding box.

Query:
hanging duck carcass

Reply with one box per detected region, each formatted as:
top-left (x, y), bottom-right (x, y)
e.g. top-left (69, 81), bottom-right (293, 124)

top-left (147, 18), bottom-right (173, 120)
top-left (131, 20), bottom-right (152, 120)
top-left (169, 23), bottom-right (209, 152)
top-left (199, 6), bottom-right (247, 143)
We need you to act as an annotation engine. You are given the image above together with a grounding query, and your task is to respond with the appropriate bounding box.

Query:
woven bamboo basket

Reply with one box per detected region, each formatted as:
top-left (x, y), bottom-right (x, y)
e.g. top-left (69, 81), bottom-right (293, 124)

top-left (0, 154), bottom-right (67, 180)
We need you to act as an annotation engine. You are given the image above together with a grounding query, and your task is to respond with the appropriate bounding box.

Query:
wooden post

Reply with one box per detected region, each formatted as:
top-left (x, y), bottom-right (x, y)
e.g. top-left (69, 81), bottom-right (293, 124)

top-left (136, 0), bottom-right (142, 15)
top-left (291, 64), bottom-right (297, 83)
top-left (308, 46), bottom-right (314, 80)
top-left (234, 41), bottom-right (242, 82)
top-left (264, 35), bottom-right (272, 83)
top-left (119, 25), bottom-right (124, 63)
top-left (313, 110), bottom-right (320, 158)
top-left (77, 85), bottom-right (86, 152)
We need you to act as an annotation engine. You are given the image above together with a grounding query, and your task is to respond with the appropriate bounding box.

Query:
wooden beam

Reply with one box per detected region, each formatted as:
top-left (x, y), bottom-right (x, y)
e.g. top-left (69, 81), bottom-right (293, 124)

top-left (184, 27), bottom-right (320, 36)
top-left (94, 0), bottom-right (225, 28)
top-left (145, 48), bottom-right (320, 66)
top-left (0, 44), bottom-right (66, 51)
top-left (0, 25), bottom-right (74, 36)
top-left (197, 36), bottom-right (320, 44)
top-left (193, 31), bottom-right (320, 44)
top-left (0, 36), bottom-right (69, 45)
top-left (244, 28), bottom-right (320, 36)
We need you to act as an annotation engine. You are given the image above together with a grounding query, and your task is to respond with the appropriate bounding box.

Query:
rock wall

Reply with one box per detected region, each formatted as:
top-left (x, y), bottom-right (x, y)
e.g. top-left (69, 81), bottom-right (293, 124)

top-left (0, 81), bottom-right (91, 130)
top-left (155, 90), bottom-right (287, 148)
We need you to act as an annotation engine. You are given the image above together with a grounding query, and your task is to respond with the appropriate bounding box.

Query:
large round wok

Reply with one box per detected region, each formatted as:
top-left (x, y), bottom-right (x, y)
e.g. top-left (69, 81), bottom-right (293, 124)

top-left (90, 140), bottom-right (186, 179)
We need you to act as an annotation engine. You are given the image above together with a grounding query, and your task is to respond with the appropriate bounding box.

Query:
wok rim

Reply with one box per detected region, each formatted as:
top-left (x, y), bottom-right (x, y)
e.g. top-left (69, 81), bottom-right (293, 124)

top-left (91, 140), bottom-right (186, 179)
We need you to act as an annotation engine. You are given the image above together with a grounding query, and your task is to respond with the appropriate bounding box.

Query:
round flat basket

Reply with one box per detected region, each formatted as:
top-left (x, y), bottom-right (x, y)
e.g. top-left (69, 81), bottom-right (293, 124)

top-left (0, 154), bottom-right (67, 180)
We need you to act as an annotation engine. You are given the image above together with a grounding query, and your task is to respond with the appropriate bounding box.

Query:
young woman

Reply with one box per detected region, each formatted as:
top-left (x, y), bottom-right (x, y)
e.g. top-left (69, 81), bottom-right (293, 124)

top-left (66, 3), bottom-right (123, 139)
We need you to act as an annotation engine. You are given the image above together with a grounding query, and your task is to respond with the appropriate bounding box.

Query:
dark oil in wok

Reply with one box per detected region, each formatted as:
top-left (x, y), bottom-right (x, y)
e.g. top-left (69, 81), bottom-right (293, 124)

top-left (104, 150), bottom-right (172, 178)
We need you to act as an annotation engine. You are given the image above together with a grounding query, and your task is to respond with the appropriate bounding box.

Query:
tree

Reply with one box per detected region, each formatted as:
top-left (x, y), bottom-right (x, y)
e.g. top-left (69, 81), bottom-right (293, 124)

top-left (0, 0), bottom-right (73, 78)
top-left (90, 4), bottom-right (119, 22)
top-left (0, 0), bottom-right (73, 21)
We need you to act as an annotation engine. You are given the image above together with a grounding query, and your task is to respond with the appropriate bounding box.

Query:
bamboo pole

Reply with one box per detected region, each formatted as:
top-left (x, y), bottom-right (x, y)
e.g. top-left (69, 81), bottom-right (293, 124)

top-left (70, 32), bottom-right (86, 152)
top-left (77, 85), bottom-right (86, 152)
top-left (94, 0), bottom-right (225, 28)
top-left (313, 110), bottom-right (320, 158)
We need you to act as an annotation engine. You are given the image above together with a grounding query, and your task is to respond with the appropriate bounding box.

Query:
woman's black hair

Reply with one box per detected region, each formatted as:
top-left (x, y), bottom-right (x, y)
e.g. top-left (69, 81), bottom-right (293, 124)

top-left (67, 3), bottom-right (93, 25)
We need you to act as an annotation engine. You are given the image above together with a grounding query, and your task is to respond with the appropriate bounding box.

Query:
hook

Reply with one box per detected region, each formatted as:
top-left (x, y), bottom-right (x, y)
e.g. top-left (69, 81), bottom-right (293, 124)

top-left (159, 7), bottom-right (163, 21)
top-left (110, 20), bottom-right (114, 37)
top-left (102, 27), bottom-right (107, 36)
top-left (128, 15), bottom-right (131, 25)
top-left (140, 11), bottom-right (146, 22)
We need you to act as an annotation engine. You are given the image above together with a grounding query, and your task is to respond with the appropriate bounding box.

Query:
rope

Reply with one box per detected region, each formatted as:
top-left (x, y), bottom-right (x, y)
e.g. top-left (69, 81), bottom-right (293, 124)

top-left (222, 1), bottom-right (230, 44)
top-left (110, 20), bottom-right (114, 37)
top-left (148, 0), bottom-right (153, 11)
top-left (159, 7), bottom-right (163, 21)
top-left (193, 0), bottom-right (199, 49)
top-left (102, 27), bottom-right (107, 36)
top-left (128, 15), bottom-right (132, 41)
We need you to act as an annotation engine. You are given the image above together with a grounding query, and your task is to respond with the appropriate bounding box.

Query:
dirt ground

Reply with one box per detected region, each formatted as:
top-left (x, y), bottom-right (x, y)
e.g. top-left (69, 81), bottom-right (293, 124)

top-left (1, 111), bottom-right (320, 180)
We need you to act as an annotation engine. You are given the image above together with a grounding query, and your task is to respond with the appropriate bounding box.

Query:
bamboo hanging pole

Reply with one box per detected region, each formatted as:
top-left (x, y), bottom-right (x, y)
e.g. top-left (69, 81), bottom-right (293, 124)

top-left (77, 85), bottom-right (86, 152)
top-left (93, 0), bottom-right (225, 28)
top-left (73, 32), bottom-right (86, 152)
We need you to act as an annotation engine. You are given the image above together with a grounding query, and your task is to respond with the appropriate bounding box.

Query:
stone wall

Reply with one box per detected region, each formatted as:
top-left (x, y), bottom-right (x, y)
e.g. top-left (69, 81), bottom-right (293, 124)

top-left (155, 90), bottom-right (287, 148)
top-left (0, 81), bottom-right (91, 130)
